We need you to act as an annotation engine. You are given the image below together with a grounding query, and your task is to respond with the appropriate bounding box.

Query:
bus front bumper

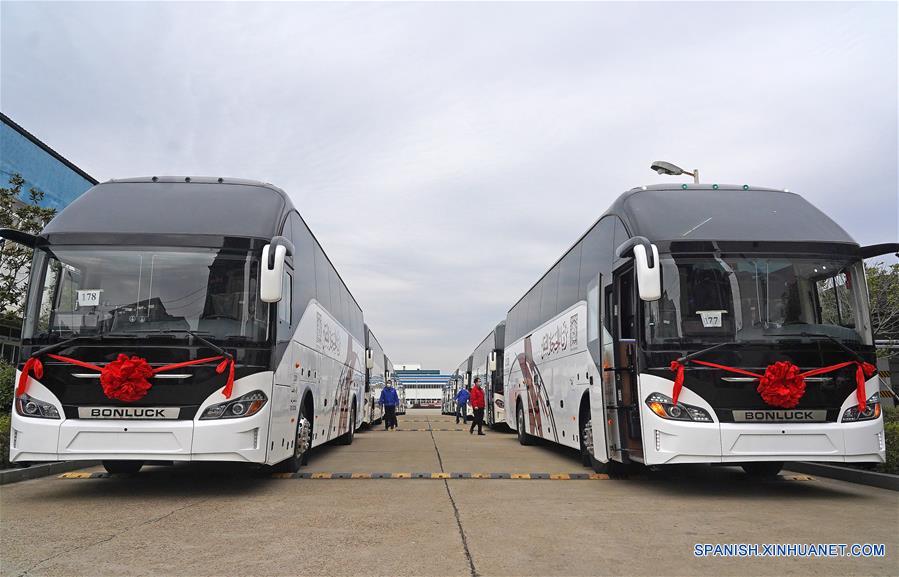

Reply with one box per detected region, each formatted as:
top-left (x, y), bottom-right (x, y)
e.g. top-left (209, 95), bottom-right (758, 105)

top-left (643, 417), bottom-right (886, 466)
top-left (10, 409), bottom-right (271, 464)
top-left (9, 382), bottom-right (272, 465)
top-left (639, 374), bottom-right (886, 466)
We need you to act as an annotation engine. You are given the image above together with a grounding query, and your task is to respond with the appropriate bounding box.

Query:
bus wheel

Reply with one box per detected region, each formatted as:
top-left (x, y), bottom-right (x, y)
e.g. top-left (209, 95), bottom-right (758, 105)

top-left (278, 416), bottom-right (312, 472)
top-left (516, 404), bottom-right (534, 446)
top-left (103, 460), bottom-right (144, 475)
top-left (340, 406), bottom-right (356, 445)
top-left (741, 462), bottom-right (783, 478)
top-left (580, 418), bottom-right (615, 474)
top-left (579, 416), bottom-right (594, 467)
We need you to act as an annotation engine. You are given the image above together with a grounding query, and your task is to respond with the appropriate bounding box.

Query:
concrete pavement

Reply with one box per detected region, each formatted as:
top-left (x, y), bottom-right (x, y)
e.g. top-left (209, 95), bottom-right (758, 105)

top-left (1, 410), bottom-right (896, 576)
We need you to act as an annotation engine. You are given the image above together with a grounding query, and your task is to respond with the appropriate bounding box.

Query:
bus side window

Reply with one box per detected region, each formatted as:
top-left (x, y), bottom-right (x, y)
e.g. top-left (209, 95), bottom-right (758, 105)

top-left (278, 272), bottom-right (292, 339)
top-left (619, 269), bottom-right (635, 339)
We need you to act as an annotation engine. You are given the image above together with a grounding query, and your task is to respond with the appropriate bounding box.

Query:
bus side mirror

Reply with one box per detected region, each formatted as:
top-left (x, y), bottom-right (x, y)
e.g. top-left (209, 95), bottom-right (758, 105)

top-left (617, 236), bottom-right (661, 302)
top-left (366, 349), bottom-right (374, 370)
top-left (260, 236), bottom-right (295, 303)
top-left (633, 243), bottom-right (661, 301)
top-left (488, 351), bottom-right (497, 372)
top-left (260, 243), bottom-right (286, 302)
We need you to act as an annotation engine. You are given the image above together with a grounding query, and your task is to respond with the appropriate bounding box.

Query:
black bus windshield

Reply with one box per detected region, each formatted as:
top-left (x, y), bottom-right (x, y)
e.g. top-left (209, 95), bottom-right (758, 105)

top-left (24, 246), bottom-right (270, 344)
top-left (644, 255), bottom-right (872, 347)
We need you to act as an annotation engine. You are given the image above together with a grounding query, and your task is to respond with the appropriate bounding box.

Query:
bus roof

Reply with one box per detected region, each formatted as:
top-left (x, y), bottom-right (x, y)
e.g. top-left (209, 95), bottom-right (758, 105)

top-left (41, 176), bottom-right (292, 239)
top-left (505, 184), bottom-right (858, 315)
top-left (613, 184), bottom-right (855, 244)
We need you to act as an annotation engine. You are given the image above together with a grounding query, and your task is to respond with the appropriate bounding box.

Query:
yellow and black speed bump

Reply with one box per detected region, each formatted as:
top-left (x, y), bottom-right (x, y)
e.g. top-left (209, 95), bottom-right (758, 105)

top-left (267, 471), bottom-right (613, 480)
top-left (377, 428), bottom-right (466, 432)
top-left (59, 471), bottom-right (817, 482)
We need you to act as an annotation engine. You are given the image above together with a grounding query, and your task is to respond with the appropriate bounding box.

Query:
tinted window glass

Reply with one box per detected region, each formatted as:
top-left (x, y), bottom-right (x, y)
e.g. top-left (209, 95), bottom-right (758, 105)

top-left (540, 267), bottom-right (558, 323)
top-left (341, 286), bottom-right (351, 335)
top-left (329, 268), bottom-right (343, 326)
top-left (579, 218), bottom-right (614, 300)
top-left (526, 285), bottom-right (542, 333)
top-left (507, 303), bottom-right (522, 344)
top-left (557, 244), bottom-right (581, 312)
top-left (314, 242), bottom-right (331, 310)
top-left (291, 213), bottom-right (316, 315)
top-left (613, 217), bottom-right (630, 257)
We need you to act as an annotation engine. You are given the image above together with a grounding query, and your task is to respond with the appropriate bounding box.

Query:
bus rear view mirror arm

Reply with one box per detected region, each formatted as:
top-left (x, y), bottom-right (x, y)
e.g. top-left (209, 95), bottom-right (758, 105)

top-left (0, 228), bottom-right (40, 247)
top-left (260, 235), bottom-right (295, 303)
top-left (616, 236), bottom-right (661, 302)
top-left (859, 243), bottom-right (899, 259)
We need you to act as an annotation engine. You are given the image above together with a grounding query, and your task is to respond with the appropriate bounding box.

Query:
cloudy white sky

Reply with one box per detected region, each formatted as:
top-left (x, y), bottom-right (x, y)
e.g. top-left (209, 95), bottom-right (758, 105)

top-left (2, 1), bottom-right (896, 370)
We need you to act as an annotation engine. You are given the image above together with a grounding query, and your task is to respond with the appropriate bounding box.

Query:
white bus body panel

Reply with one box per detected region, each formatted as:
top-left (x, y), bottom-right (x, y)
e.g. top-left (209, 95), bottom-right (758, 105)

top-left (11, 371), bottom-right (275, 463)
top-left (504, 300), bottom-right (886, 466)
top-left (505, 302), bottom-right (592, 451)
top-left (639, 372), bottom-right (886, 465)
top-left (10, 299), bottom-right (365, 466)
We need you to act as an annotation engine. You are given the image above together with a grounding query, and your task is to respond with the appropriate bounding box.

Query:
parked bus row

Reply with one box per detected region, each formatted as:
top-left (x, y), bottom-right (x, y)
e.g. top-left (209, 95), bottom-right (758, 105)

top-left (452, 324), bottom-right (506, 428)
top-left (461, 182), bottom-right (897, 476)
top-left (2, 176), bottom-right (397, 474)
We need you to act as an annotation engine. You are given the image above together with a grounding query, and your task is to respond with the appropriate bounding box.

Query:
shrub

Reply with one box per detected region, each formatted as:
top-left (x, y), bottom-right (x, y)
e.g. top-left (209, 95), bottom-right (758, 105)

top-left (0, 413), bottom-right (10, 469)
top-left (881, 422), bottom-right (899, 475)
top-left (0, 360), bottom-right (13, 414)
top-left (882, 405), bottom-right (899, 425)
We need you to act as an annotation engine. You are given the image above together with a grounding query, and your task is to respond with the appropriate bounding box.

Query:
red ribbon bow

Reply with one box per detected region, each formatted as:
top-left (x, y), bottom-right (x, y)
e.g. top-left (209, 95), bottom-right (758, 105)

top-left (668, 358), bottom-right (876, 410)
top-left (16, 353), bottom-right (235, 402)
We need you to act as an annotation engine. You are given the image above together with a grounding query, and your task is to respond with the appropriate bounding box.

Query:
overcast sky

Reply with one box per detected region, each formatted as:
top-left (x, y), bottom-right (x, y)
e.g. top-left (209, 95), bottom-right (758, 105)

top-left (2, 1), bottom-right (896, 370)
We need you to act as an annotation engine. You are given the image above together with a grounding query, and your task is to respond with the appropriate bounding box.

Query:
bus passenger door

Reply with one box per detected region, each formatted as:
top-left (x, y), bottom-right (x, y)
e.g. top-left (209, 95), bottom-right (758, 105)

top-left (587, 274), bottom-right (610, 464)
top-left (612, 265), bottom-right (643, 462)
top-left (269, 269), bottom-right (296, 464)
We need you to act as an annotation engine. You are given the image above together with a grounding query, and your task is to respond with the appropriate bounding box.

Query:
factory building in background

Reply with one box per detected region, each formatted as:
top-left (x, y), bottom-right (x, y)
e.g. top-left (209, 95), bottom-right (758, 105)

top-left (0, 112), bottom-right (97, 362)
top-left (395, 367), bottom-right (452, 408)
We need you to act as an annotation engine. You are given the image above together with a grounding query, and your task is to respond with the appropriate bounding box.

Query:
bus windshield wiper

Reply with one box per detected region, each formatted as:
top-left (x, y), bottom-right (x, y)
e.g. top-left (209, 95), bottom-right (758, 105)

top-left (675, 341), bottom-right (736, 363)
top-left (31, 332), bottom-right (145, 357)
top-left (777, 331), bottom-right (864, 363)
top-left (131, 328), bottom-right (230, 358)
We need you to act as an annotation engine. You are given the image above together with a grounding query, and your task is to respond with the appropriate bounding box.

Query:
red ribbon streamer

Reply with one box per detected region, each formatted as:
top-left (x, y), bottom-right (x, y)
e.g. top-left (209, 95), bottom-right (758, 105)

top-left (16, 357), bottom-right (44, 397)
top-left (16, 353), bottom-right (235, 400)
top-left (668, 358), bottom-right (876, 410)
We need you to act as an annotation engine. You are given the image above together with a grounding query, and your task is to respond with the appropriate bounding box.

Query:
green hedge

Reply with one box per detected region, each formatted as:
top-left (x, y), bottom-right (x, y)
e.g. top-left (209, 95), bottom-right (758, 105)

top-left (881, 406), bottom-right (899, 474)
top-left (1, 361), bottom-right (13, 469)
top-left (0, 360), bottom-right (13, 414)
top-left (0, 413), bottom-right (10, 469)
top-left (882, 422), bottom-right (899, 475)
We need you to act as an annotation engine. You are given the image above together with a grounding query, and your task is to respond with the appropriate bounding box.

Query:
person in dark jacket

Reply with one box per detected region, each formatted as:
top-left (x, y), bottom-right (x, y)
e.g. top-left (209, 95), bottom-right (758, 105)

top-left (379, 383), bottom-right (400, 430)
top-left (455, 385), bottom-right (470, 424)
top-left (469, 378), bottom-right (486, 435)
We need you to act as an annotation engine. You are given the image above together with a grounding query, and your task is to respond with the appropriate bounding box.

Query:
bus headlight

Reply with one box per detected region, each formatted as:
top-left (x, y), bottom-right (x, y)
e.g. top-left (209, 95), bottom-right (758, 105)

top-left (200, 391), bottom-right (268, 420)
top-left (15, 394), bottom-right (60, 419)
top-left (841, 393), bottom-right (881, 422)
top-left (645, 393), bottom-right (713, 423)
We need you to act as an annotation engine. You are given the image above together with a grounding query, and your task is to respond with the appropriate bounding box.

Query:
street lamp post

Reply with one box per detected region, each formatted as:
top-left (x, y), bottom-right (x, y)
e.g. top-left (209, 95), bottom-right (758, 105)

top-left (650, 160), bottom-right (700, 184)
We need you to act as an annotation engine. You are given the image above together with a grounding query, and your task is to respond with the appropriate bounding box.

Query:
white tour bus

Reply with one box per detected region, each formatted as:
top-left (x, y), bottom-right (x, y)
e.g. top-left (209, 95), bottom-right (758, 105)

top-left (467, 322), bottom-right (506, 428)
top-left (3, 176), bottom-right (370, 474)
top-left (454, 357), bottom-right (472, 416)
top-left (503, 183), bottom-right (896, 476)
top-left (364, 325), bottom-right (386, 425)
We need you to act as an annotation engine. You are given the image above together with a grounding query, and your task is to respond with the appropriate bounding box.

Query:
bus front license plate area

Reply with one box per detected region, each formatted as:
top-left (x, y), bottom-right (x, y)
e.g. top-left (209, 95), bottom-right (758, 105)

top-left (732, 410), bottom-right (827, 423)
top-left (78, 407), bottom-right (181, 420)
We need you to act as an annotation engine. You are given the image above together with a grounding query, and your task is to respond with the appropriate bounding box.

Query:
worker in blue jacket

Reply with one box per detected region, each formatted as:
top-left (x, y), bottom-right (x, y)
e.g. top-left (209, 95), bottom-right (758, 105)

top-left (379, 382), bottom-right (400, 430)
top-left (455, 385), bottom-right (471, 424)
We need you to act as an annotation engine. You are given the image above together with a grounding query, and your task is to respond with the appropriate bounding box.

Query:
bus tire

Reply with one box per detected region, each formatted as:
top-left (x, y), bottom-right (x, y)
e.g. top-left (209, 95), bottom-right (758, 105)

top-left (741, 462), bottom-right (783, 478)
top-left (516, 403), bottom-right (534, 446)
top-left (340, 405), bottom-right (356, 445)
top-left (579, 414), bottom-right (594, 468)
top-left (103, 460), bottom-right (143, 475)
